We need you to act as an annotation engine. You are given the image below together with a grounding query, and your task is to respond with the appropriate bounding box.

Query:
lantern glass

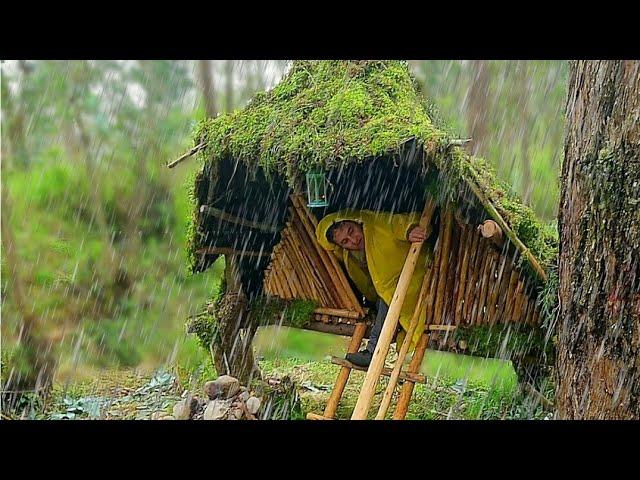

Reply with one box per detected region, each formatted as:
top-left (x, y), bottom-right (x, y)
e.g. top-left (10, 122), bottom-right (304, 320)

top-left (306, 170), bottom-right (328, 208)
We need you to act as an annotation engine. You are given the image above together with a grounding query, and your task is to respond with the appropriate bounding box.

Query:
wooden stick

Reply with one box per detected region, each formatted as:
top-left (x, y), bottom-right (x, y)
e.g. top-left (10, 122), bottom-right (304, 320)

top-left (466, 179), bottom-right (547, 282)
top-left (376, 260), bottom-right (432, 419)
top-left (197, 247), bottom-right (267, 257)
top-left (461, 229), bottom-right (480, 322)
top-left (323, 322), bottom-right (367, 419)
top-left (433, 207), bottom-right (454, 325)
top-left (351, 199), bottom-right (436, 420)
top-left (167, 141), bottom-right (206, 168)
top-left (281, 236), bottom-right (311, 299)
top-left (199, 205), bottom-right (280, 234)
top-left (487, 250), bottom-right (507, 324)
top-left (453, 227), bottom-right (470, 325)
top-left (504, 270), bottom-right (520, 322)
top-left (314, 308), bottom-right (361, 319)
top-left (475, 252), bottom-right (494, 325)
top-left (331, 357), bottom-right (426, 384)
top-left (392, 332), bottom-right (430, 420)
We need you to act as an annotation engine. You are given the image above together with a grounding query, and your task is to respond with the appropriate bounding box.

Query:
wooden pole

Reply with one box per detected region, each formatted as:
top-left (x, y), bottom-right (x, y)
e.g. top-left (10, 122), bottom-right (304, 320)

top-left (376, 262), bottom-right (432, 419)
top-left (392, 332), bottom-right (430, 420)
top-left (323, 322), bottom-right (367, 419)
top-left (433, 208), bottom-right (454, 325)
top-left (351, 199), bottom-right (436, 420)
top-left (454, 227), bottom-right (470, 324)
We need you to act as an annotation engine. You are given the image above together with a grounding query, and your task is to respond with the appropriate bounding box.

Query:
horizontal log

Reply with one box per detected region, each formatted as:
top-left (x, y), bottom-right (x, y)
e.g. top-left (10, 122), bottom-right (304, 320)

top-left (427, 324), bottom-right (458, 332)
top-left (199, 205), bottom-right (280, 234)
top-left (331, 357), bottom-right (426, 384)
top-left (301, 321), bottom-right (372, 338)
top-left (197, 247), bottom-right (267, 257)
top-left (306, 413), bottom-right (334, 420)
top-left (313, 307), bottom-right (362, 319)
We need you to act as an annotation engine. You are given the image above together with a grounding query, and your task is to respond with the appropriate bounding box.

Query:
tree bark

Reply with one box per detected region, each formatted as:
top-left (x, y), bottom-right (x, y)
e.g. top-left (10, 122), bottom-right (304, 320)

top-left (467, 60), bottom-right (491, 156)
top-left (210, 255), bottom-right (261, 385)
top-left (557, 61), bottom-right (640, 419)
top-left (224, 60), bottom-right (234, 113)
top-left (197, 60), bottom-right (217, 117)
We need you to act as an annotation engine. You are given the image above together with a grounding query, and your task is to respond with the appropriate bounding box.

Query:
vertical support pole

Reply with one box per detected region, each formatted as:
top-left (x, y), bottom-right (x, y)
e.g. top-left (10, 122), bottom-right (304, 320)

top-left (392, 332), bottom-right (430, 420)
top-left (323, 322), bottom-right (367, 419)
top-left (351, 199), bottom-right (436, 420)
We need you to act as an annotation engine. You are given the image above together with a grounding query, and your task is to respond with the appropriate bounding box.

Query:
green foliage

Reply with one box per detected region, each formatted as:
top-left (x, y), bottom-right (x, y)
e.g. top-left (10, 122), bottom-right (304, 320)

top-left (250, 296), bottom-right (318, 328)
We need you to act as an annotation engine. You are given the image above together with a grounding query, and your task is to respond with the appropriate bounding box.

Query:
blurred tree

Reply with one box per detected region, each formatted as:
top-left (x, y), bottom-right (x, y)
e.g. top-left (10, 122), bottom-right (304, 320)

top-left (197, 60), bottom-right (218, 117)
top-left (557, 60), bottom-right (640, 419)
top-left (224, 60), bottom-right (234, 112)
top-left (466, 60), bottom-right (491, 156)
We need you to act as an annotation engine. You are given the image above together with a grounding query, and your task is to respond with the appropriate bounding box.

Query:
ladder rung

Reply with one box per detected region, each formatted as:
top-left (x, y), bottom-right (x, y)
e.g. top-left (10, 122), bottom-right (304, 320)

top-left (428, 324), bottom-right (457, 332)
top-left (330, 357), bottom-right (426, 384)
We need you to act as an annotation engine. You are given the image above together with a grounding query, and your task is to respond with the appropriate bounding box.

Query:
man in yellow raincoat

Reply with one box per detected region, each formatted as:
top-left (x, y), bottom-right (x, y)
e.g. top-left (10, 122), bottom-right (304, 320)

top-left (316, 209), bottom-right (435, 367)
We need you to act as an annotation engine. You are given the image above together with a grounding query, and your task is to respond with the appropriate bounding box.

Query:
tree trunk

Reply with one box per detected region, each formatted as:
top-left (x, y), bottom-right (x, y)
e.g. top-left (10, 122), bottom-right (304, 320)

top-left (224, 60), bottom-right (234, 113)
top-left (210, 256), bottom-right (261, 385)
top-left (197, 60), bottom-right (217, 117)
top-left (1, 160), bottom-right (56, 408)
top-left (557, 60), bottom-right (640, 419)
top-left (467, 60), bottom-right (491, 156)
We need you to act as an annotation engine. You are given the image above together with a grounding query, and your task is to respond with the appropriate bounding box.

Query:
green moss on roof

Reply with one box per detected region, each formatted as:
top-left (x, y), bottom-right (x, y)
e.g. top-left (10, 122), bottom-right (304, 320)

top-left (187, 60), bottom-right (558, 282)
top-left (193, 60), bottom-right (449, 180)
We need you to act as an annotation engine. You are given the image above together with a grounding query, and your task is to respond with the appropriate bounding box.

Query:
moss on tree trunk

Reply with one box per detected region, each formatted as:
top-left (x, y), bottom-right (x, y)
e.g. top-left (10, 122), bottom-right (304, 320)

top-left (557, 60), bottom-right (640, 419)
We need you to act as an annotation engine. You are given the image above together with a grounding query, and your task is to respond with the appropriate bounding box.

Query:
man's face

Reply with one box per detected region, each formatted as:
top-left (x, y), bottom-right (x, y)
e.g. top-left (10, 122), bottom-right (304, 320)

top-left (332, 221), bottom-right (364, 251)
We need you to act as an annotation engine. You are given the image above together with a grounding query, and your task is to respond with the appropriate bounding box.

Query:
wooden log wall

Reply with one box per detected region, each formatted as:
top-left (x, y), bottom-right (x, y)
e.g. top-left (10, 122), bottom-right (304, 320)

top-left (263, 197), bottom-right (365, 325)
top-left (263, 201), bottom-right (543, 330)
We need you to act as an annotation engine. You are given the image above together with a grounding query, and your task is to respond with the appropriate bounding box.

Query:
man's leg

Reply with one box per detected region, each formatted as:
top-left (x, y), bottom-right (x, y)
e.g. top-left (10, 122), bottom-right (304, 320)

top-left (346, 299), bottom-right (388, 368)
top-left (366, 299), bottom-right (389, 353)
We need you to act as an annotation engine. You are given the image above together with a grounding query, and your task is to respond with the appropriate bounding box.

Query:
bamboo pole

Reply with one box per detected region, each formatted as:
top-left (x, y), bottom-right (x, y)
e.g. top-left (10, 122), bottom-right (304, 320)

top-left (461, 230), bottom-right (480, 322)
top-left (323, 322), bottom-right (367, 419)
top-left (351, 199), bottom-right (436, 420)
top-left (504, 270), bottom-right (520, 322)
top-left (468, 241), bottom-right (487, 325)
top-left (392, 332), bottom-right (429, 420)
top-left (433, 207), bottom-right (454, 325)
top-left (487, 251), bottom-right (507, 324)
top-left (475, 253), bottom-right (494, 325)
top-left (453, 227), bottom-right (470, 325)
top-left (376, 261), bottom-right (433, 419)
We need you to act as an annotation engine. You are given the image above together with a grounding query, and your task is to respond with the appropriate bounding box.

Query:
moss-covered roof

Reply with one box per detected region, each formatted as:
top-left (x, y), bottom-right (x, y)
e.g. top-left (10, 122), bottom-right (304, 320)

top-left (188, 60), bottom-right (558, 281)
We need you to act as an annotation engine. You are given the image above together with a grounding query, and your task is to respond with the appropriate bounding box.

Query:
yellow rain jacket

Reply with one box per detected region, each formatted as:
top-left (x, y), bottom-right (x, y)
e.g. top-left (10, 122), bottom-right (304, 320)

top-left (316, 209), bottom-right (434, 350)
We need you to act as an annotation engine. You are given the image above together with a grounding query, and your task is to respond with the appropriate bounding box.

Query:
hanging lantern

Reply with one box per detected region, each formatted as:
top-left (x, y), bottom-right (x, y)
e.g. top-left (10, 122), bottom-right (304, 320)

top-left (306, 168), bottom-right (328, 208)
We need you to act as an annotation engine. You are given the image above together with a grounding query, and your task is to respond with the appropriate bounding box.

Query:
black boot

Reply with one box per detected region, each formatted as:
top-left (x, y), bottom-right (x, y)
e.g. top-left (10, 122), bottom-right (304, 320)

top-left (345, 349), bottom-right (373, 368)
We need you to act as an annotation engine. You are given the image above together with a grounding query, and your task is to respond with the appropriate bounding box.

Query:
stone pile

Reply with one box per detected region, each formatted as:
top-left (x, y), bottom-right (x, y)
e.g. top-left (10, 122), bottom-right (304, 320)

top-left (152, 375), bottom-right (263, 420)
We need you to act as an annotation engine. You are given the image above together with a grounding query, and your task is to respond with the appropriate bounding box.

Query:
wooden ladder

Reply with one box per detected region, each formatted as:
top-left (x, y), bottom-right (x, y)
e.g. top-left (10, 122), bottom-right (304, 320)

top-left (307, 198), bottom-right (445, 420)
